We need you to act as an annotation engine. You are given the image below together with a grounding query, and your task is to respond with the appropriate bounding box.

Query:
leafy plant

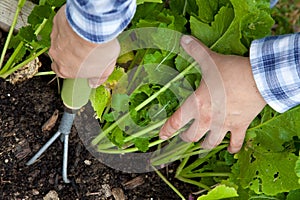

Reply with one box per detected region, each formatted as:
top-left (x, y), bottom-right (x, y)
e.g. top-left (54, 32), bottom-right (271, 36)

top-left (0, 0), bottom-right (65, 79)
top-left (87, 0), bottom-right (300, 199)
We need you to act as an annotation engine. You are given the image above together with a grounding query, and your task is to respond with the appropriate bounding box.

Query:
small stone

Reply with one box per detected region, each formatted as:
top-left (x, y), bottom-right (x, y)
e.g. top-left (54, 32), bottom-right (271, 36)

top-left (101, 184), bottom-right (111, 198)
top-left (32, 189), bottom-right (39, 195)
top-left (84, 160), bottom-right (92, 166)
top-left (4, 159), bottom-right (9, 163)
top-left (43, 190), bottom-right (59, 200)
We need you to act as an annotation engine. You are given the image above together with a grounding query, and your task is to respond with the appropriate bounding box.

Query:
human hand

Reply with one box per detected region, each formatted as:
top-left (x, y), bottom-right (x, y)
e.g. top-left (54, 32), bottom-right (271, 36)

top-left (159, 35), bottom-right (266, 153)
top-left (49, 5), bottom-right (120, 88)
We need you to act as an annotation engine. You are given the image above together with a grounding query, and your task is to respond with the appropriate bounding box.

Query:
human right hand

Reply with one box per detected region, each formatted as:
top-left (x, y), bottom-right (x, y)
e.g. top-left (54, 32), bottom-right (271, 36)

top-left (49, 5), bottom-right (120, 88)
top-left (159, 36), bottom-right (266, 153)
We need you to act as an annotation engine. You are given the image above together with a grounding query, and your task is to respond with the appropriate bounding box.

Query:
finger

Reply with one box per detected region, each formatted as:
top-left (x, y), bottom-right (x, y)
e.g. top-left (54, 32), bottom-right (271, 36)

top-left (51, 61), bottom-right (66, 78)
top-left (227, 127), bottom-right (247, 154)
top-left (159, 93), bottom-right (197, 140)
top-left (180, 35), bottom-right (216, 75)
top-left (201, 127), bottom-right (228, 150)
top-left (180, 119), bottom-right (209, 142)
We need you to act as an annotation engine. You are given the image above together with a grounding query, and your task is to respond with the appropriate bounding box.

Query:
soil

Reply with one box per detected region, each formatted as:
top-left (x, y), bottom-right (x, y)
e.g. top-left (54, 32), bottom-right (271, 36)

top-left (0, 31), bottom-right (197, 199)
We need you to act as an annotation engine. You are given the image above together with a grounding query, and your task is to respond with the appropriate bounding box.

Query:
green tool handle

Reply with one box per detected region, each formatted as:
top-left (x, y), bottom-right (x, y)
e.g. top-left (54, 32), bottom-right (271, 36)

top-left (61, 78), bottom-right (92, 110)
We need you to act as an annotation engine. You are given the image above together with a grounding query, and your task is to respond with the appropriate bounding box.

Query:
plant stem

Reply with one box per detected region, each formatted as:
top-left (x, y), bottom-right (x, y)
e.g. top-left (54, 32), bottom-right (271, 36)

top-left (35, 71), bottom-right (56, 76)
top-left (0, 0), bottom-right (26, 69)
top-left (96, 120), bottom-right (166, 150)
top-left (0, 12), bottom-right (50, 76)
top-left (152, 166), bottom-right (186, 200)
top-left (0, 47), bottom-right (48, 79)
top-left (97, 137), bottom-right (166, 154)
top-left (180, 144), bottom-right (227, 174)
top-left (92, 61), bottom-right (198, 145)
top-left (181, 172), bottom-right (231, 178)
top-left (176, 176), bottom-right (211, 191)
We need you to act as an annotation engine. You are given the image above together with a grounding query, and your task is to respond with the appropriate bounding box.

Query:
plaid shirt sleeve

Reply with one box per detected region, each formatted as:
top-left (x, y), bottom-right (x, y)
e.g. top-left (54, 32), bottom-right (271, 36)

top-left (250, 33), bottom-right (300, 113)
top-left (66, 0), bottom-right (136, 43)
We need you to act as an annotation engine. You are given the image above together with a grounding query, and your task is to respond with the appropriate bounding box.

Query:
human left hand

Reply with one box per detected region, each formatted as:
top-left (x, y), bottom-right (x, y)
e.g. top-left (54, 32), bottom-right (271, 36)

top-left (159, 35), bottom-right (266, 153)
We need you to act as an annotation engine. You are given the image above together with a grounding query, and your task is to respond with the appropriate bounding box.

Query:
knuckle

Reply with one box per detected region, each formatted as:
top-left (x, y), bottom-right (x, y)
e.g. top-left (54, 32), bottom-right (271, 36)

top-left (168, 116), bottom-right (182, 131)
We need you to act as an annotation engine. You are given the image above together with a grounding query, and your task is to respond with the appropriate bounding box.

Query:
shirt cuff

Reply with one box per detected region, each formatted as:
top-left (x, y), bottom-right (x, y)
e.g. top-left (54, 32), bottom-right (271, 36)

top-left (66, 0), bottom-right (136, 43)
top-left (250, 33), bottom-right (300, 113)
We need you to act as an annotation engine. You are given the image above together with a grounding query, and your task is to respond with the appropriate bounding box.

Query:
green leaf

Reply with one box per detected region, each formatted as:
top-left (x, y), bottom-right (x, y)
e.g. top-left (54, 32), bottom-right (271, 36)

top-left (111, 93), bottom-right (129, 113)
top-left (169, 0), bottom-right (198, 16)
top-left (46, 0), bottom-right (65, 7)
top-left (295, 155), bottom-right (300, 184)
top-left (196, 0), bottom-right (219, 23)
top-left (90, 86), bottom-right (111, 119)
top-left (191, 0), bottom-right (274, 55)
top-left (235, 106), bottom-right (300, 196)
top-left (197, 185), bottom-right (238, 200)
top-left (134, 138), bottom-right (150, 152)
top-left (190, 6), bottom-right (234, 47)
top-left (287, 189), bottom-right (300, 200)
top-left (18, 26), bottom-right (37, 43)
top-left (37, 13), bottom-right (54, 47)
top-left (110, 127), bottom-right (125, 148)
top-left (28, 5), bottom-right (53, 25)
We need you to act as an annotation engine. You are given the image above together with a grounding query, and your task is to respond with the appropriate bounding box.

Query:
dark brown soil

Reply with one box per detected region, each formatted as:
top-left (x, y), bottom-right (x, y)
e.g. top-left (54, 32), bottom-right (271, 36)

top-left (0, 31), bottom-right (197, 200)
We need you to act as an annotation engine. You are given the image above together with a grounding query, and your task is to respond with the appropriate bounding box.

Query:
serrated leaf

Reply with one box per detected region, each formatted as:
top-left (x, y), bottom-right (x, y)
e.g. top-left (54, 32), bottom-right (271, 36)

top-left (235, 107), bottom-right (300, 195)
top-left (197, 185), bottom-right (238, 200)
top-left (28, 5), bottom-right (53, 25)
top-left (190, 6), bottom-right (234, 47)
top-left (237, 149), bottom-right (299, 195)
top-left (46, 0), bottom-right (65, 7)
top-left (18, 26), bottom-right (37, 43)
top-left (90, 86), bottom-right (111, 119)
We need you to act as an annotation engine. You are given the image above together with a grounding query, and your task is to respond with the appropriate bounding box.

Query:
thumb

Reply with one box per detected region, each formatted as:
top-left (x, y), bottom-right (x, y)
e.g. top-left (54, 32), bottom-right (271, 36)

top-left (180, 35), bottom-right (216, 75)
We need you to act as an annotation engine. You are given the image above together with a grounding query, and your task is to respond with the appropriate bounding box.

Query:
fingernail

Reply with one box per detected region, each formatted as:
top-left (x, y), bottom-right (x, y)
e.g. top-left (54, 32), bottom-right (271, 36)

top-left (181, 35), bottom-right (193, 45)
top-left (160, 136), bottom-right (169, 140)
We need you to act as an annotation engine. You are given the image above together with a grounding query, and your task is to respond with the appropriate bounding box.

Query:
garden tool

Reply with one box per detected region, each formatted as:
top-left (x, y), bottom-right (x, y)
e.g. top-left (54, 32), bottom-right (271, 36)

top-left (26, 78), bottom-right (91, 183)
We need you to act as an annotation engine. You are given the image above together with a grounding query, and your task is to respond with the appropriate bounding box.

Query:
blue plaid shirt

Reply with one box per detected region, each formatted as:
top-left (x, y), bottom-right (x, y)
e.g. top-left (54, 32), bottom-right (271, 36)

top-left (66, 0), bottom-right (136, 43)
top-left (250, 33), bottom-right (300, 113)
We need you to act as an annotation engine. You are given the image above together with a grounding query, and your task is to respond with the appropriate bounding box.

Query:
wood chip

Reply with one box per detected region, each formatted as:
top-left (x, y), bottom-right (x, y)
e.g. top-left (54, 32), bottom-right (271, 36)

top-left (122, 176), bottom-right (145, 190)
top-left (42, 109), bottom-right (59, 132)
top-left (111, 188), bottom-right (125, 200)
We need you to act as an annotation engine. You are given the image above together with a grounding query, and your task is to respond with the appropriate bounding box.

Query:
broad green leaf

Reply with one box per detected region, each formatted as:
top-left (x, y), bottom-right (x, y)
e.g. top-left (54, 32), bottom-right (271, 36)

top-left (197, 185), bottom-right (238, 200)
top-left (90, 86), bottom-right (110, 119)
top-left (111, 127), bottom-right (125, 148)
top-left (18, 26), bottom-right (37, 43)
top-left (169, 0), bottom-right (198, 16)
top-left (136, 0), bottom-right (162, 5)
top-left (295, 155), bottom-right (300, 184)
top-left (196, 0), bottom-right (219, 23)
top-left (27, 5), bottom-right (53, 25)
top-left (287, 189), bottom-right (300, 200)
top-left (190, 6), bottom-right (234, 47)
top-left (235, 106), bottom-right (300, 195)
top-left (134, 138), bottom-right (150, 152)
top-left (111, 93), bottom-right (129, 113)
top-left (46, 0), bottom-right (65, 7)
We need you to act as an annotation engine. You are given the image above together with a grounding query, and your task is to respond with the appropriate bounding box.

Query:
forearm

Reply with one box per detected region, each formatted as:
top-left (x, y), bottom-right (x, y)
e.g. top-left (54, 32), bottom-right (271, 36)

top-left (66, 0), bottom-right (136, 43)
top-left (250, 33), bottom-right (300, 113)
